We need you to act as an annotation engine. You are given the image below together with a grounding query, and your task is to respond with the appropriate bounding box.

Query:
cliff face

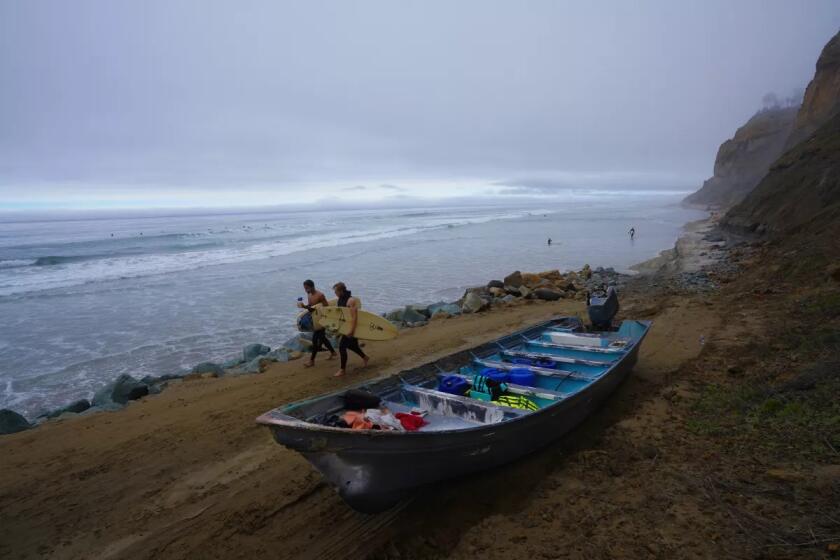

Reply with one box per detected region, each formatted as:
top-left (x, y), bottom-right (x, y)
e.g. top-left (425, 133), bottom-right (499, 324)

top-left (683, 107), bottom-right (798, 208)
top-left (722, 31), bottom-right (840, 237)
top-left (722, 110), bottom-right (840, 235)
top-left (785, 32), bottom-right (840, 149)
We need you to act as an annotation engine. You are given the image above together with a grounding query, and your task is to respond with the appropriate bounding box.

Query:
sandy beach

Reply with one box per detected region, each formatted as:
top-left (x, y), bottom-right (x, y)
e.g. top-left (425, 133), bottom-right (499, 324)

top-left (2, 216), bottom-right (838, 559)
top-left (1, 256), bottom-right (718, 560)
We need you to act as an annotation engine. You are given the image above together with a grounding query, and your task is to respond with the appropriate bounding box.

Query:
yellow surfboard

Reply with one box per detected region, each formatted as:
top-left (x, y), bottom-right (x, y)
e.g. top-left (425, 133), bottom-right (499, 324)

top-left (315, 306), bottom-right (399, 341)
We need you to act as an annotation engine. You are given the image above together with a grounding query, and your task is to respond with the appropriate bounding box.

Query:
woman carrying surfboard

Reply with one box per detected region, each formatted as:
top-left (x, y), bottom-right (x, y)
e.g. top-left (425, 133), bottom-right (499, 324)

top-left (332, 282), bottom-right (369, 377)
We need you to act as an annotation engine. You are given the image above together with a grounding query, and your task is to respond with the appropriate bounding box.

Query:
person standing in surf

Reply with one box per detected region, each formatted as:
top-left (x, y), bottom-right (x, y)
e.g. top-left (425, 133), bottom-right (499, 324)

top-left (332, 282), bottom-right (369, 377)
top-left (297, 279), bottom-right (336, 367)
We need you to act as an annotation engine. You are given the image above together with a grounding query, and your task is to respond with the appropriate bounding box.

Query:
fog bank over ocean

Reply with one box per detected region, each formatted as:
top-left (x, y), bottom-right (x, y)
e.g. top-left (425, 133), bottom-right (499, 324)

top-left (0, 191), bottom-right (704, 416)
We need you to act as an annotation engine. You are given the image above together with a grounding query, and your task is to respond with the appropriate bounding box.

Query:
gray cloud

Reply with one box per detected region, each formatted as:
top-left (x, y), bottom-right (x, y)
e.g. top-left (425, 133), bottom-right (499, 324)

top-left (1, 0), bottom-right (838, 207)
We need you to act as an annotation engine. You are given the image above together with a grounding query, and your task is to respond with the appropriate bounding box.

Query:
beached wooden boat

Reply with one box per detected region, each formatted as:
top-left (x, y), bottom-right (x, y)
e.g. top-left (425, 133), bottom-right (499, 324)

top-left (257, 315), bottom-right (651, 513)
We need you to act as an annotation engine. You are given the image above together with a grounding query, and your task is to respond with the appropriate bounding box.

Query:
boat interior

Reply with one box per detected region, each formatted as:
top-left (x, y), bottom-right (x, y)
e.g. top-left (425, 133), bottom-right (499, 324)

top-left (264, 316), bottom-right (650, 434)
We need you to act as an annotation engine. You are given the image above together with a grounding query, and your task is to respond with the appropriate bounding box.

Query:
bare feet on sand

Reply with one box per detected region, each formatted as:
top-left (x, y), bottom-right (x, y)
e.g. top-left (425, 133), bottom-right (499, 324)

top-left (334, 369), bottom-right (345, 377)
top-left (303, 361), bottom-right (314, 368)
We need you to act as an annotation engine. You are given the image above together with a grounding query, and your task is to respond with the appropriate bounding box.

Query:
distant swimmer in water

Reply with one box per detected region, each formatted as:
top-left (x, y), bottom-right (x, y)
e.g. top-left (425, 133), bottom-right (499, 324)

top-left (628, 227), bottom-right (635, 240)
top-left (547, 238), bottom-right (552, 246)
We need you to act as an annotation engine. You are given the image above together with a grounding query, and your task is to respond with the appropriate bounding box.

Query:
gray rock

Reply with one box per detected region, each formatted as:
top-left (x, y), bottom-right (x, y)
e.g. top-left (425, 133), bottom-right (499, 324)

top-left (82, 403), bottom-right (124, 416)
top-left (221, 356), bottom-right (245, 369)
top-left (401, 306), bottom-right (427, 323)
top-left (190, 362), bottom-right (225, 377)
top-left (40, 399), bottom-right (91, 419)
top-left (280, 334), bottom-right (310, 353)
top-left (243, 350), bottom-right (288, 374)
top-left (428, 302), bottom-right (461, 316)
top-left (461, 291), bottom-right (489, 313)
top-left (487, 280), bottom-right (505, 289)
top-left (533, 288), bottom-right (563, 301)
top-left (0, 409), bottom-right (31, 435)
top-left (243, 343), bottom-right (271, 362)
top-left (518, 285), bottom-right (532, 298)
top-left (407, 320), bottom-right (428, 328)
top-left (501, 294), bottom-right (516, 303)
top-left (385, 308), bottom-right (405, 323)
top-left (503, 270), bottom-right (523, 288)
top-left (406, 304), bottom-right (432, 318)
top-left (267, 349), bottom-right (290, 362)
top-left (93, 374), bottom-right (149, 406)
top-left (113, 375), bottom-right (149, 404)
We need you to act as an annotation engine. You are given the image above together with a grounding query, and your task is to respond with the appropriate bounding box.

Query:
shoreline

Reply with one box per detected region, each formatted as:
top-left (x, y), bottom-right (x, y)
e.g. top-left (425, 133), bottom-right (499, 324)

top-left (1, 213), bottom-right (714, 429)
top-left (4, 211), bottom-right (794, 560)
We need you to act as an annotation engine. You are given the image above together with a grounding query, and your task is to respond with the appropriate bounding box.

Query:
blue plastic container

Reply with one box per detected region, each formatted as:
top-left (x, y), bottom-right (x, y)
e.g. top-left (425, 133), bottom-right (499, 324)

top-left (438, 375), bottom-right (470, 396)
top-left (508, 368), bottom-right (537, 387)
top-left (480, 367), bottom-right (509, 383)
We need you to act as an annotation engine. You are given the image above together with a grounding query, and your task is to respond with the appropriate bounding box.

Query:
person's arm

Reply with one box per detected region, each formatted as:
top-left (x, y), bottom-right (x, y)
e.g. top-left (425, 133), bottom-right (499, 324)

top-left (348, 297), bottom-right (359, 336)
top-left (317, 292), bottom-right (330, 306)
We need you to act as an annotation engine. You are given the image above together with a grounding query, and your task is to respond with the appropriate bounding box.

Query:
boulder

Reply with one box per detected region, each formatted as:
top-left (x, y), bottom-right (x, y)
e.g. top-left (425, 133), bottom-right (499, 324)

top-left (538, 269), bottom-right (563, 281)
top-left (533, 288), bottom-right (563, 301)
top-left (487, 280), bottom-right (505, 289)
top-left (385, 308), bottom-right (406, 322)
top-left (503, 271), bottom-right (523, 288)
top-left (461, 291), bottom-right (489, 313)
top-left (40, 399), bottom-right (91, 419)
top-left (93, 374), bottom-right (149, 406)
top-left (289, 351), bottom-right (302, 360)
top-left (521, 272), bottom-right (542, 288)
top-left (407, 320), bottom-right (428, 328)
top-left (243, 343), bottom-right (271, 362)
top-left (428, 302), bottom-right (461, 317)
top-left (112, 375), bottom-right (149, 404)
top-left (401, 306), bottom-right (428, 323)
top-left (0, 409), bottom-right (31, 435)
top-left (518, 285), bottom-right (532, 298)
top-left (244, 355), bottom-right (274, 374)
top-left (280, 335), bottom-right (310, 353)
top-left (406, 304), bottom-right (432, 318)
top-left (581, 264), bottom-right (592, 280)
top-left (501, 294), bottom-right (517, 304)
top-left (222, 356), bottom-right (245, 369)
top-left (488, 286), bottom-right (506, 297)
top-left (267, 349), bottom-right (290, 362)
top-left (190, 362), bottom-right (225, 377)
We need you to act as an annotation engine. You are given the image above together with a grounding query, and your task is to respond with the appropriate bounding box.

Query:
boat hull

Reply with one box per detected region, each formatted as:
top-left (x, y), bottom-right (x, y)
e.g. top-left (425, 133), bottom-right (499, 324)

top-left (264, 338), bottom-right (642, 512)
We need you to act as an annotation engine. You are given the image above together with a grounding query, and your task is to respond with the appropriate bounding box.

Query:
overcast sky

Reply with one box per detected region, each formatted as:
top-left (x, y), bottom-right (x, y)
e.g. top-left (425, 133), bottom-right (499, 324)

top-left (1, 1), bottom-right (838, 209)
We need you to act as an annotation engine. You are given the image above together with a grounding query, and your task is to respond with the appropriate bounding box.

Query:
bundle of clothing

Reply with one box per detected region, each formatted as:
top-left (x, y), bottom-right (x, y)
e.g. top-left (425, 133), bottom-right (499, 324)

top-left (321, 389), bottom-right (429, 432)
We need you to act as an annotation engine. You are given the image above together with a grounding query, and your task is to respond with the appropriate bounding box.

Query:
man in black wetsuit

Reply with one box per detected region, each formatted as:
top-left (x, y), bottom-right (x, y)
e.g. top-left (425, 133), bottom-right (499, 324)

top-left (297, 279), bottom-right (336, 367)
top-left (332, 281), bottom-right (369, 377)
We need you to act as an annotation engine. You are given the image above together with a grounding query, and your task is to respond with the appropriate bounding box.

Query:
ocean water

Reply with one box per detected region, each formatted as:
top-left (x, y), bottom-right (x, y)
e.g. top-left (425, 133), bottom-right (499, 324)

top-left (0, 193), bottom-right (705, 417)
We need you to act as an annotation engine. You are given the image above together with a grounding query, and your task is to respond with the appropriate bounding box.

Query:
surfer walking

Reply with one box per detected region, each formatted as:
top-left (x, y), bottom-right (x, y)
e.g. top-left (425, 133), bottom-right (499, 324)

top-left (332, 282), bottom-right (369, 377)
top-left (298, 279), bottom-right (336, 367)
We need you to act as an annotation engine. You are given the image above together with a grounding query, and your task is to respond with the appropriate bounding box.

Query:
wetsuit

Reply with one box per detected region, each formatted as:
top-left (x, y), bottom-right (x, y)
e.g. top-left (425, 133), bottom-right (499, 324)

top-left (337, 291), bottom-right (367, 370)
top-left (303, 293), bottom-right (334, 362)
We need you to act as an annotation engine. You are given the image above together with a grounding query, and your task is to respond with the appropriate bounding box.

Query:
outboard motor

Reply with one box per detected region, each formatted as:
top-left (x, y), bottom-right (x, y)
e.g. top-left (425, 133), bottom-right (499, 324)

top-left (587, 286), bottom-right (619, 330)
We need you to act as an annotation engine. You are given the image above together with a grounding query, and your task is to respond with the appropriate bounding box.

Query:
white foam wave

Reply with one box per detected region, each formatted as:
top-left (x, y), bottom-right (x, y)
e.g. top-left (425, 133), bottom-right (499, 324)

top-left (0, 209), bottom-right (535, 297)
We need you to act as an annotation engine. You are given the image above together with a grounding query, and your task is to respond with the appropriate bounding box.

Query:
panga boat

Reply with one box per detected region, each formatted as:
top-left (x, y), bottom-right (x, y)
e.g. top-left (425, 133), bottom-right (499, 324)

top-left (258, 300), bottom-right (651, 513)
